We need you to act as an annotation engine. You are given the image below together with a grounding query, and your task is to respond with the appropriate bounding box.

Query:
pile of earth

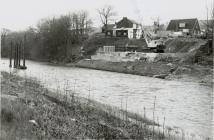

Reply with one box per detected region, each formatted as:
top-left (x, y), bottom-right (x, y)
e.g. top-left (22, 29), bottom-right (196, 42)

top-left (164, 38), bottom-right (207, 53)
top-left (164, 38), bottom-right (213, 65)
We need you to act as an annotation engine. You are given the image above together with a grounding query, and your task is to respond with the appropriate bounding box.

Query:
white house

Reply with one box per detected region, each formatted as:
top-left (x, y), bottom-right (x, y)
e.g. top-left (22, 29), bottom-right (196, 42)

top-left (112, 17), bottom-right (143, 39)
top-left (102, 17), bottom-right (143, 39)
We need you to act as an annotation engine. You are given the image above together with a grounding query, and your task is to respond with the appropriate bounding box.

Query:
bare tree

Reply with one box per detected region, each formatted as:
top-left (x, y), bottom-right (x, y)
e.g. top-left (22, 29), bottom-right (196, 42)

top-left (206, 5), bottom-right (209, 34)
top-left (71, 13), bottom-right (80, 35)
top-left (79, 11), bottom-right (93, 35)
top-left (97, 5), bottom-right (116, 35)
top-left (80, 11), bottom-right (86, 35)
top-left (207, 1), bottom-right (214, 40)
top-left (204, 2), bottom-right (214, 38)
top-left (212, 2), bottom-right (214, 19)
top-left (211, 1), bottom-right (214, 47)
top-left (70, 11), bottom-right (93, 36)
top-left (1, 28), bottom-right (10, 48)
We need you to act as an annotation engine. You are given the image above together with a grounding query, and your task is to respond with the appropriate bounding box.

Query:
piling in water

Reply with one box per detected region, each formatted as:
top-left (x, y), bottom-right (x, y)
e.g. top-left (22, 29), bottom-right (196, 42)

top-left (14, 43), bottom-right (18, 68)
top-left (10, 38), bottom-right (27, 69)
top-left (13, 44), bottom-right (16, 68)
top-left (9, 42), bottom-right (12, 68)
top-left (18, 41), bottom-right (22, 68)
top-left (23, 35), bottom-right (26, 68)
top-left (16, 43), bottom-right (19, 68)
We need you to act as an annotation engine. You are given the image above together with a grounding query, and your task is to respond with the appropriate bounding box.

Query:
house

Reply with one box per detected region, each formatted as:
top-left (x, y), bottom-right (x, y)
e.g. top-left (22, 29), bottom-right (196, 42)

top-left (113, 17), bottom-right (143, 39)
top-left (166, 18), bottom-right (200, 36)
top-left (101, 17), bottom-right (143, 39)
top-left (101, 24), bottom-right (115, 36)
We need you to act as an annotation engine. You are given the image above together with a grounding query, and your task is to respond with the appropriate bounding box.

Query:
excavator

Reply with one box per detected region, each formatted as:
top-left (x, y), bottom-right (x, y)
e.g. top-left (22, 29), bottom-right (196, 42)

top-left (142, 31), bottom-right (166, 53)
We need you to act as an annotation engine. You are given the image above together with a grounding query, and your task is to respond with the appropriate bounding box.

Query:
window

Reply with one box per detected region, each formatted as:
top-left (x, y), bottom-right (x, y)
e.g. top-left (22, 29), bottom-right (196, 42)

top-left (179, 23), bottom-right (186, 28)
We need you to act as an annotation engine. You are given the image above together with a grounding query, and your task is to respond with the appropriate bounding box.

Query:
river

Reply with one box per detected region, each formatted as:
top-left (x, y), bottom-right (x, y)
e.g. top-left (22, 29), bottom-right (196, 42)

top-left (1, 59), bottom-right (213, 139)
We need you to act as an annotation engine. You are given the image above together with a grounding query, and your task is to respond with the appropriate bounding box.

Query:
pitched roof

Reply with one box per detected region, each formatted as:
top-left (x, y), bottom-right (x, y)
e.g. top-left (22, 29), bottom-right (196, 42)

top-left (116, 17), bottom-right (140, 28)
top-left (166, 18), bottom-right (199, 31)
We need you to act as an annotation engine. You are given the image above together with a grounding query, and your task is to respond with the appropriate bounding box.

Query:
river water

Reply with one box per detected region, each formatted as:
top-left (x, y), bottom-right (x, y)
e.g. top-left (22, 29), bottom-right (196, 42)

top-left (1, 59), bottom-right (213, 139)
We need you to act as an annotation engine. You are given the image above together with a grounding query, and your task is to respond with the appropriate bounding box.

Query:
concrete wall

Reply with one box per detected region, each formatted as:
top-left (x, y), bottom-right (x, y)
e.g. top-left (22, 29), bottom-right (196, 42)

top-left (97, 46), bottom-right (115, 54)
top-left (91, 52), bottom-right (189, 62)
top-left (91, 52), bottom-right (139, 62)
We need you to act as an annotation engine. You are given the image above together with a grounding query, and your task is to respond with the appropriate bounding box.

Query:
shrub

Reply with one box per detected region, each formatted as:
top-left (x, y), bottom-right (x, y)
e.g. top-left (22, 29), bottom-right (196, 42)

top-left (1, 108), bottom-right (15, 123)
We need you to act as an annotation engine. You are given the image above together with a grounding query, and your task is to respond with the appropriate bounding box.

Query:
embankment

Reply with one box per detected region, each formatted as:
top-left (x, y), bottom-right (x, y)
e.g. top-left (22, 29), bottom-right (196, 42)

top-left (75, 58), bottom-right (213, 85)
top-left (1, 71), bottom-right (169, 140)
top-left (75, 59), bottom-right (174, 78)
top-left (75, 38), bottom-right (213, 84)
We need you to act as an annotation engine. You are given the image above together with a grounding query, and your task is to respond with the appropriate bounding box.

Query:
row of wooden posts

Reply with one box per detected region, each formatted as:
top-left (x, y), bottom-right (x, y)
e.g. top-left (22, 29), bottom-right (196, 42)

top-left (9, 36), bottom-right (27, 69)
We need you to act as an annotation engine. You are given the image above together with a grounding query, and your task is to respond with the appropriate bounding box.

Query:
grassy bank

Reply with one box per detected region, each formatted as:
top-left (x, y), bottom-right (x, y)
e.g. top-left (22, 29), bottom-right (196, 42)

top-left (75, 59), bottom-right (213, 86)
top-left (1, 71), bottom-right (170, 140)
top-left (75, 59), bottom-right (174, 79)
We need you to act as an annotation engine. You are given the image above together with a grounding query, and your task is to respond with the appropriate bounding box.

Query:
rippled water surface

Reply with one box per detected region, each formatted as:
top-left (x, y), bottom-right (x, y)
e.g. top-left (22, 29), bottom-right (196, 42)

top-left (1, 59), bottom-right (213, 138)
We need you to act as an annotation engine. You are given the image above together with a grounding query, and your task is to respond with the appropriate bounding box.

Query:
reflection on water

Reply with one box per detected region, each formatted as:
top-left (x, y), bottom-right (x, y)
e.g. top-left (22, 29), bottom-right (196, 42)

top-left (1, 59), bottom-right (213, 139)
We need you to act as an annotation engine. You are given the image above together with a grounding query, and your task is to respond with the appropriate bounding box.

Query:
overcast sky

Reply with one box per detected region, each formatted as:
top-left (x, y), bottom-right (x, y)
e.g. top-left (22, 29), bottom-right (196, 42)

top-left (0, 0), bottom-right (213, 31)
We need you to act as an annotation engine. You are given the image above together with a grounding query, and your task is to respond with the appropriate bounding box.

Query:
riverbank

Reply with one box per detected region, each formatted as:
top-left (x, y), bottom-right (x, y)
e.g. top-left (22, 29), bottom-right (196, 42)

top-left (1, 71), bottom-right (169, 140)
top-left (38, 53), bottom-right (213, 86)
top-left (75, 59), bottom-right (173, 77)
top-left (74, 59), bottom-right (213, 86)
top-left (73, 37), bottom-right (213, 85)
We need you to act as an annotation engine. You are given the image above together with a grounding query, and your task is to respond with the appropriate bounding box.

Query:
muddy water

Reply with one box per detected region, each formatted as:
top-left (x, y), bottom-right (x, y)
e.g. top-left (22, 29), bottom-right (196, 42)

top-left (1, 59), bottom-right (213, 139)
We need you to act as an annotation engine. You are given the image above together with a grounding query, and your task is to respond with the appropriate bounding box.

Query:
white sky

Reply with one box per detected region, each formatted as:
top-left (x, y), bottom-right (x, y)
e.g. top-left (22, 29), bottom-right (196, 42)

top-left (0, 0), bottom-right (213, 31)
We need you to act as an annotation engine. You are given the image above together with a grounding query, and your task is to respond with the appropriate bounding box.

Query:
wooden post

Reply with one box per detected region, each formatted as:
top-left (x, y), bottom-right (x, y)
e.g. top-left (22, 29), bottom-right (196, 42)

top-left (9, 42), bottom-right (12, 68)
top-left (17, 43), bottom-right (19, 68)
top-left (23, 35), bottom-right (26, 68)
top-left (14, 43), bottom-right (17, 68)
top-left (18, 41), bottom-right (21, 68)
top-left (211, 24), bottom-right (214, 53)
top-left (16, 43), bottom-right (18, 68)
top-left (13, 43), bottom-right (16, 68)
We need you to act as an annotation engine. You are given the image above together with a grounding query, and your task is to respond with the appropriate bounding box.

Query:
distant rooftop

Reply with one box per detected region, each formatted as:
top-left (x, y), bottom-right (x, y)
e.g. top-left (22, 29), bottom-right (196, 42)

top-left (166, 18), bottom-right (199, 30)
top-left (116, 17), bottom-right (141, 28)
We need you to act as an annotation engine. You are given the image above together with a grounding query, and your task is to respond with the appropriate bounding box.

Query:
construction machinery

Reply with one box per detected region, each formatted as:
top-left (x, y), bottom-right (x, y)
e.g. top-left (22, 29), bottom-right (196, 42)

top-left (142, 31), bottom-right (165, 53)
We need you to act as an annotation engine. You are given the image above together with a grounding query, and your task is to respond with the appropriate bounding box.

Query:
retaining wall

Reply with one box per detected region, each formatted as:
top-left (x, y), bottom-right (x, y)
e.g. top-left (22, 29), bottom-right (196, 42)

top-left (91, 52), bottom-right (189, 63)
